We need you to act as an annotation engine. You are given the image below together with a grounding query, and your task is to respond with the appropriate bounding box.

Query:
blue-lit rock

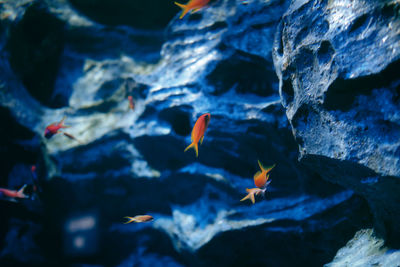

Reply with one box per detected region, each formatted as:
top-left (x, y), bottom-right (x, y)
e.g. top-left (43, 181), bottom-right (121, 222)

top-left (273, 0), bottom-right (400, 245)
top-left (0, 0), bottom-right (375, 266)
top-left (325, 229), bottom-right (400, 267)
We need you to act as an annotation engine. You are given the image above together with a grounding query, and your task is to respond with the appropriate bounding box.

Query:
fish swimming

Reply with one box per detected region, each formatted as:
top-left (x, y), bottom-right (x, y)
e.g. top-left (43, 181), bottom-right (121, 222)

top-left (174, 0), bottom-right (211, 19)
top-left (240, 160), bottom-right (276, 204)
top-left (62, 132), bottom-right (83, 144)
top-left (124, 215), bottom-right (154, 224)
top-left (44, 116), bottom-right (81, 143)
top-left (128, 96), bottom-right (135, 110)
top-left (0, 184), bottom-right (28, 200)
top-left (253, 160), bottom-right (275, 188)
top-left (44, 116), bottom-right (69, 139)
top-left (184, 113), bottom-right (211, 157)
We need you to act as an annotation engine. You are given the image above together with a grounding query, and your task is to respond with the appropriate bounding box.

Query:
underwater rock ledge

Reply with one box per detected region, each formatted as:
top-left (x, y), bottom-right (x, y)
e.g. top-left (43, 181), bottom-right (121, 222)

top-left (273, 0), bottom-right (400, 245)
top-left (0, 0), bottom-right (381, 266)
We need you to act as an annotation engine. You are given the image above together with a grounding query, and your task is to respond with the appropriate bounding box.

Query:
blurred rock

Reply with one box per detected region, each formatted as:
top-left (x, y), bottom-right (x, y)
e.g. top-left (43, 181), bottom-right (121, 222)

top-left (325, 229), bottom-right (400, 267)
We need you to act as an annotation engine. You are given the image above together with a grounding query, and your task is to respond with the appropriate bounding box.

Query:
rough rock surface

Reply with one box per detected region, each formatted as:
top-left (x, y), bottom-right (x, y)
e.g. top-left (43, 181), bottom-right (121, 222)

top-left (325, 229), bottom-right (400, 267)
top-left (0, 0), bottom-right (377, 266)
top-left (273, 0), bottom-right (400, 245)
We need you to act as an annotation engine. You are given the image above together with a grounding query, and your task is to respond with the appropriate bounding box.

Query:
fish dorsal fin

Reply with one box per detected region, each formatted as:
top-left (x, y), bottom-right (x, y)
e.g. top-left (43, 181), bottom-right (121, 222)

top-left (200, 136), bottom-right (204, 145)
top-left (59, 116), bottom-right (67, 125)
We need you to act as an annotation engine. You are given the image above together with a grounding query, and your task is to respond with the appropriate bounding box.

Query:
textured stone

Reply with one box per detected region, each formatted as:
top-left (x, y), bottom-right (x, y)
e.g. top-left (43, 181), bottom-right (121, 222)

top-left (273, 0), bottom-right (400, 245)
top-left (0, 0), bottom-right (376, 266)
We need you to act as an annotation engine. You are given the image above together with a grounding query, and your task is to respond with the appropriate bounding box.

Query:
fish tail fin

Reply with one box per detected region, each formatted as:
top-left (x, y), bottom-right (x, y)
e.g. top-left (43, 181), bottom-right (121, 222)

top-left (174, 2), bottom-right (189, 19)
top-left (17, 184), bottom-right (28, 198)
top-left (240, 194), bottom-right (250, 202)
top-left (123, 217), bottom-right (136, 224)
top-left (258, 160), bottom-right (276, 173)
top-left (184, 142), bottom-right (199, 157)
top-left (240, 190), bottom-right (255, 204)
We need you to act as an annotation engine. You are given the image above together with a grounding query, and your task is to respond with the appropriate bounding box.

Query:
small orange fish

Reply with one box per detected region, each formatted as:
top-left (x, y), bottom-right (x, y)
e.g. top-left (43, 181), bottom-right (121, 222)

top-left (174, 0), bottom-right (211, 19)
top-left (44, 116), bottom-right (69, 139)
top-left (0, 185), bottom-right (28, 199)
top-left (184, 113), bottom-right (211, 157)
top-left (128, 96), bottom-right (135, 110)
top-left (253, 160), bottom-right (275, 188)
top-left (124, 215), bottom-right (154, 224)
top-left (240, 160), bottom-right (276, 204)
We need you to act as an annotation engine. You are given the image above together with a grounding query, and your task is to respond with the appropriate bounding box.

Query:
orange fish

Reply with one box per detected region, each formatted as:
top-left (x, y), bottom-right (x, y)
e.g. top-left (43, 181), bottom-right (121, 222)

top-left (124, 215), bottom-right (154, 224)
top-left (240, 160), bottom-right (276, 204)
top-left (174, 0), bottom-right (211, 19)
top-left (253, 160), bottom-right (275, 188)
top-left (44, 116), bottom-right (69, 139)
top-left (184, 113), bottom-right (211, 157)
top-left (128, 96), bottom-right (135, 110)
top-left (0, 184), bottom-right (28, 200)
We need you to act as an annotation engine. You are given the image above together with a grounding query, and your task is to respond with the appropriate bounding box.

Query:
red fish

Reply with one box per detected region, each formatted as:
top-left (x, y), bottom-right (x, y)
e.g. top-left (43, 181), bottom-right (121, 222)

top-left (184, 113), bottom-right (211, 157)
top-left (44, 116), bottom-right (69, 139)
top-left (0, 185), bottom-right (28, 199)
top-left (128, 96), bottom-right (135, 110)
top-left (124, 215), bottom-right (154, 224)
top-left (240, 160), bottom-right (276, 204)
top-left (174, 0), bottom-right (211, 19)
top-left (44, 117), bottom-right (81, 143)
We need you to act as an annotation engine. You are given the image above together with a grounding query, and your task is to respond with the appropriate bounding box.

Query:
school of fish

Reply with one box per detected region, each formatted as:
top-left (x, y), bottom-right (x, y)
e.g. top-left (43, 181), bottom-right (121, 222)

top-left (2, 0), bottom-right (277, 226)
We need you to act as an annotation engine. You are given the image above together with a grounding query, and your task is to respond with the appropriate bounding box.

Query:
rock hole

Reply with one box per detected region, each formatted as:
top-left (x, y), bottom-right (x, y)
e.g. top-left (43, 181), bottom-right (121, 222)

top-left (158, 106), bottom-right (192, 136)
top-left (317, 40), bottom-right (335, 65)
top-left (281, 78), bottom-right (294, 106)
top-left (349, 14), bottom-right (369, 35)
top-left (6, 2), bottom-right (65, 108)
top-left (206, 51), bottom-right (277, 96)
top-left (324, 59), bottom-right (400, 111)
